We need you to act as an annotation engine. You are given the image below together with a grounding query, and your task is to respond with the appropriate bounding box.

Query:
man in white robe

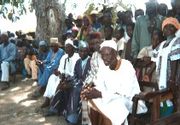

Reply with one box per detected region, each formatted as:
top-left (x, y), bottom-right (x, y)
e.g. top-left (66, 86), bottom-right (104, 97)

top-left (41, 39), bottom-right (79, 108)
top-left (81, 40), bottom-right (147, 125)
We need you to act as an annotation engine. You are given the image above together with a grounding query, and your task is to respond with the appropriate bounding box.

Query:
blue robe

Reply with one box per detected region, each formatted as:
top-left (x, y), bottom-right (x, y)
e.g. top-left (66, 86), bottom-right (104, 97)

top-left (66, 57), bottom-right (91, 124)
top-left (38, 48), bottom-right (64, 87)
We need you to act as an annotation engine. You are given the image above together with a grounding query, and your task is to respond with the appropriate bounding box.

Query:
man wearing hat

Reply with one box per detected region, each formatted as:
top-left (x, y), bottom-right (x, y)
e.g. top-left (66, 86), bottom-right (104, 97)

top-left (35, 40), bottom-right (49, 86)
top-left (66, 40), bottom-right (91, 125)
top-left (32, 37), bottom-right (64, 98)
top-left (81, 40), bottom-right (147, 125)
top-left (0, 32), bottom-right (17, 90)
top-left (41, 38), bottom-right (79, 108)
top-left (90, 10), bottom-right (102, 32)
top-left (151, 17), bottom-right (180, 114)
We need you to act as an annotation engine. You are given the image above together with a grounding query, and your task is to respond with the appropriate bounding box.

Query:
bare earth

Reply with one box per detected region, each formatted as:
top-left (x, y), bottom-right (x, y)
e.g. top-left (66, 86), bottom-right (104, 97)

top-left (0, 75), bottom-right (68, 125)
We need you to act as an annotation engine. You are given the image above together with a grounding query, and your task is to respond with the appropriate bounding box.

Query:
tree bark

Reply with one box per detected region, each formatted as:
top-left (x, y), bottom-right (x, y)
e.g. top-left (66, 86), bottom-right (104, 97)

top-left (31, 0), bottom-right (65, 43)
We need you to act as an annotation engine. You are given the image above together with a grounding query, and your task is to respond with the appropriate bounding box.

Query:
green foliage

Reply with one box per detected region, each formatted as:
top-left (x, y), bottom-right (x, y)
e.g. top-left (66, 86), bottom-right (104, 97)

top-left (84, 3), bottom-right (96, 16)
top-left (0, 0), bottom-right (26, 22)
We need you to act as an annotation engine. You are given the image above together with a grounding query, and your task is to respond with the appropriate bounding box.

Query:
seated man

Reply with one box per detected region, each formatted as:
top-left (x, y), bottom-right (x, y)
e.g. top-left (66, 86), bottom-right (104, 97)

top-left (41, 38), bottom-right (79, 108)
top-left (44, 41), bottom-right (91, 125)
top-left (0, 32), bottom-right (17, 90)
top-left (35, 40), bottom-right (49, 86)
top-left (32, 38), bottom-right (64, 97)
top-left (22, 40), bottom-right (38, 82)
top-left (66, 40), bottom-right (91, 125)
top-left (81, 40), bottom-right (147, 125)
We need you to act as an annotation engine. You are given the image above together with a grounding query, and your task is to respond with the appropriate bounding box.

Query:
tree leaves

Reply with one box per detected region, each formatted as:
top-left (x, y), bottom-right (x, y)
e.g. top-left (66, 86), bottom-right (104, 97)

top-left (0, 0), bottom-right (26, 22)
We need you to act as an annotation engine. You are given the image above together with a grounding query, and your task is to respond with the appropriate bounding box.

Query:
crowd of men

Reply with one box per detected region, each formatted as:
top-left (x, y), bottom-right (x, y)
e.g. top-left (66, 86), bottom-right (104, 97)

top-left (0, 0), bottom-right (179, 125)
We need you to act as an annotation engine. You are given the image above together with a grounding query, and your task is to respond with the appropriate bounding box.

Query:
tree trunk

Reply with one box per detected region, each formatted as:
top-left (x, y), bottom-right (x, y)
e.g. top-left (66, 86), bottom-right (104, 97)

top-left (31, 0), bottom-right (65, 43)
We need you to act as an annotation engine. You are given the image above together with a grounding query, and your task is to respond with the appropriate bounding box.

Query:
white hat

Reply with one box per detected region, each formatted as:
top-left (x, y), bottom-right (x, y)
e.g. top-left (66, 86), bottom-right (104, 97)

top-left (65, 38), bottom-right (76, 48)
top-left (100, 40), bottom-right (117, 51)
top-left (50, 37), bottom-right (58, 44)
top-left (90, 10), bottom-right (99, 15)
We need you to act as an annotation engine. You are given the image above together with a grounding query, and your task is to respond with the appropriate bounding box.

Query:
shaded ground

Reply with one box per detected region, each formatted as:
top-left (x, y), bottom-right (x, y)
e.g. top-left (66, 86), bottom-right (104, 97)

top-left (0, 75), bottom-right (68, 125)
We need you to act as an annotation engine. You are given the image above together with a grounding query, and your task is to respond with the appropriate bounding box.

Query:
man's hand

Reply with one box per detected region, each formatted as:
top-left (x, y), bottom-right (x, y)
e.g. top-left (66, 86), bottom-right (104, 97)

top-left (81, 87), bottom-right (102, 100)
top-left (54, 69), bottom-right (60, 76)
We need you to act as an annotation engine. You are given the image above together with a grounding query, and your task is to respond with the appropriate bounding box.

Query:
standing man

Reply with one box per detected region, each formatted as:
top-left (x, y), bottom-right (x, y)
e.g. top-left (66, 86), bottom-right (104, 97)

top-left (131, 1), bottom-right (163, 58)
top-left (0, 32), bottom-right (17, 90)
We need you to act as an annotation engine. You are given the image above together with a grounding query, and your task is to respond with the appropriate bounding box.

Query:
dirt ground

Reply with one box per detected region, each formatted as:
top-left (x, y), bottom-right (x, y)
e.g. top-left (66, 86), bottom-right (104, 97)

top-left (0, 75), bottom-right (68, 125)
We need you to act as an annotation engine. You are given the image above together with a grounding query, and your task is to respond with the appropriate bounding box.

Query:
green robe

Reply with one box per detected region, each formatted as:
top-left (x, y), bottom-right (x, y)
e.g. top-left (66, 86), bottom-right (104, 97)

top-left (131, 15), bottom-right (163, 58)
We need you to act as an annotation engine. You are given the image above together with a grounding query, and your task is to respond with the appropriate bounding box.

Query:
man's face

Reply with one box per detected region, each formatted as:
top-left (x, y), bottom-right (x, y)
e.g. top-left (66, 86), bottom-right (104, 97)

top-left (50, 43), bottom-right (59, 52)
top-left (79, 47), bottom-right (89, 60)
top-left (0, 34), bottom-right (8, 43)
top-left (100, 47), bottom-right (116, 66)
top-left (65, 44), bottom-right (74, 56)
top-left (146, 4), bottom-right (157, 17)
top-left (127, 26), bottom-right (133, 38)
top-left (163, 24), bottom-right (177, 37)
top-left (89, 38), bottom-right (101, 53)
top-left (104, 27), bottom-right (113, 40)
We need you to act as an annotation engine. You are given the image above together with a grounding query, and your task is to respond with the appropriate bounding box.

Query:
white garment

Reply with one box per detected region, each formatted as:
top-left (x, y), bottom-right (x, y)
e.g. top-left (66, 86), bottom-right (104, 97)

top-left (44, 53), bottom-right (80, 98)
top-left (137, 45), bottom-right (153, 59)
top-left (176, 29), bottom-right (180, 38)
top-left (155, 37), bottom-right (178, 107)
top-left (156, 37), bottom-right (177, 90)
top-left (1, 61), bottom-right (9, 82)
top-left (90, 59), bottom-right (147, 125)
top-left (117, 37), bottom-right (126, 51)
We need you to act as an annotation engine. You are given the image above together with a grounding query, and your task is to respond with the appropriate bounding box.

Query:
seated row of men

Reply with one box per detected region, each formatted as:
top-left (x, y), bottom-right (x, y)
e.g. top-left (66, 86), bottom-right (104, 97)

top-left (0, 16), bottom-right (179, 125)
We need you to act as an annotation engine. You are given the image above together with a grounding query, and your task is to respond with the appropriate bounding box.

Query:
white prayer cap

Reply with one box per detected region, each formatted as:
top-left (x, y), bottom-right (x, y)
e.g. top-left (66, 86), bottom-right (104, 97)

top-left (65, 38), bottom-right (76, 48)
top-left (100, 40), bottom-right (117, 51)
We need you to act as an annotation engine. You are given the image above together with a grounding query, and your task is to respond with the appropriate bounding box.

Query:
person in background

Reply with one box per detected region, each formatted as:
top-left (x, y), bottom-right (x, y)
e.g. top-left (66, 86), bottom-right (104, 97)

top-left (35, 40), bottom-right (49, 86)
top-left (90, 10), bottom-right (102, 32)
top-left (124, 23), bottom-right (135, 61)
top-left (135, 9), bottom-right (144, 20)
top-left (104, 25), bottom-right (114, 40)
top-left (171, 0), bottom-right (180, 22)
top-left (22, 37), bottom-right (38, 83)
top-left (100, 12), bottom-right (113, 39)
top-left (114, 27), bottom-right (126, 58)
top-left (0, 32), bottom-right (17, 90)
top-left (137, 28), bottom-right (164, 83)
top-left (131, 1), bottom-right (163, 58)
top-left (78, 15), bottom-right (92, 41)
top-left (74, 15), bottom-right (83, 30)
top-left (158, 3), bottom-right (168, 17)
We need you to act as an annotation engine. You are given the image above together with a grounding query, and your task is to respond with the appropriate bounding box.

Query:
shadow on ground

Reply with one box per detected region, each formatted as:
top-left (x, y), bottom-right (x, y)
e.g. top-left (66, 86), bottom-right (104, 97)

top-left (0, 75), bottom-right (68, 125)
